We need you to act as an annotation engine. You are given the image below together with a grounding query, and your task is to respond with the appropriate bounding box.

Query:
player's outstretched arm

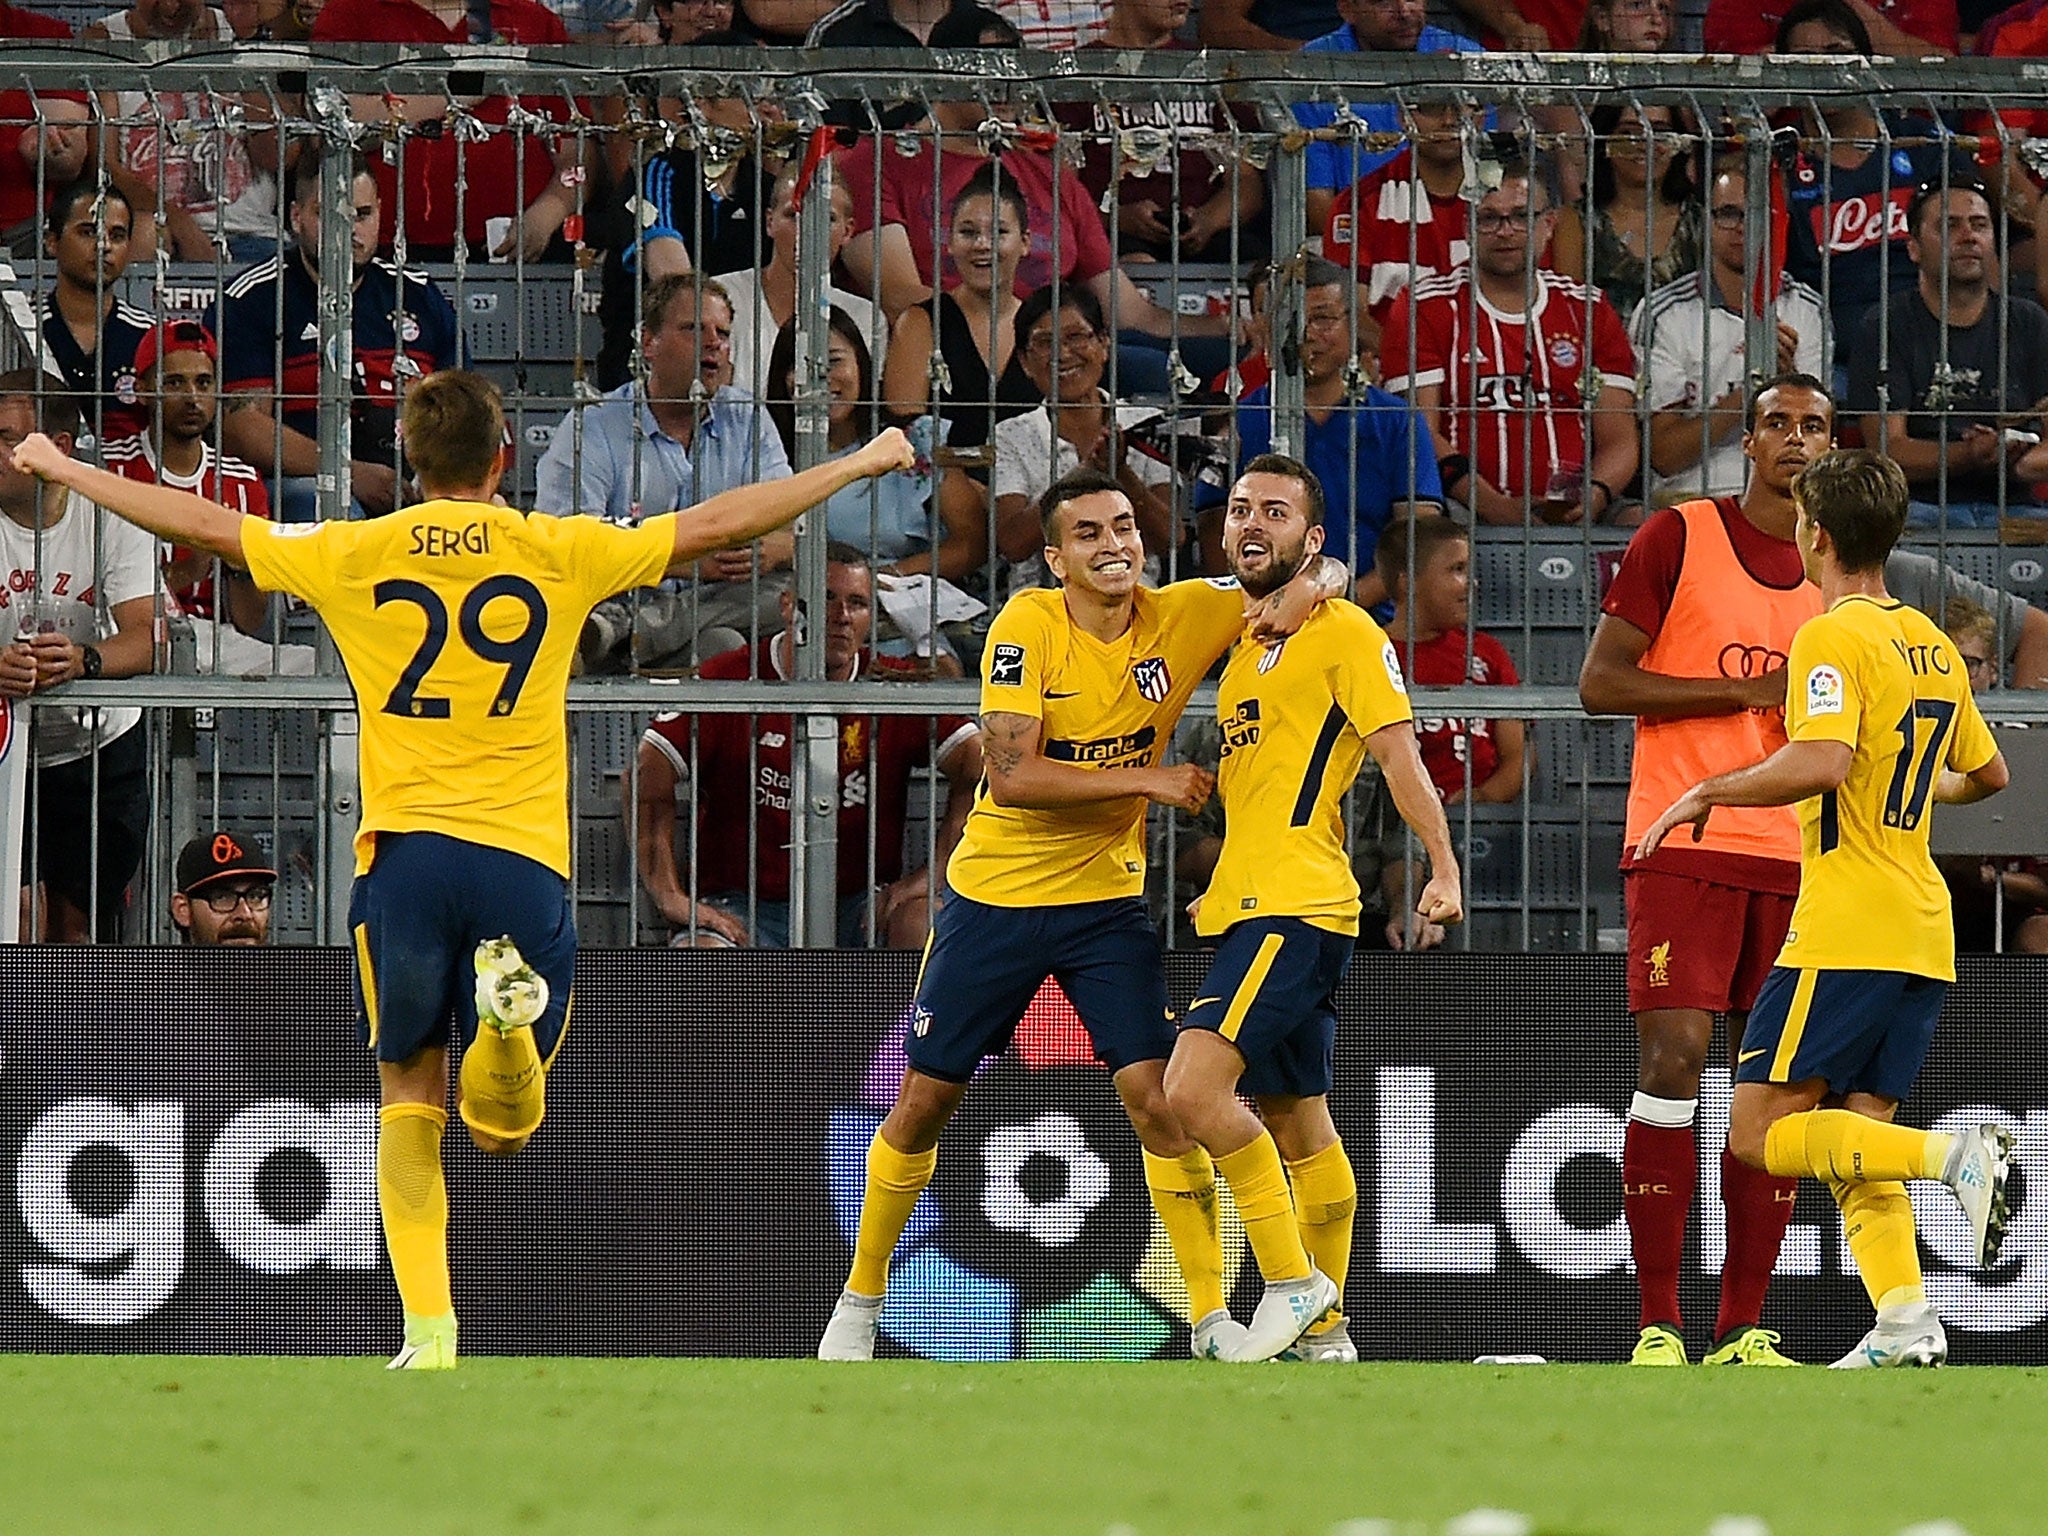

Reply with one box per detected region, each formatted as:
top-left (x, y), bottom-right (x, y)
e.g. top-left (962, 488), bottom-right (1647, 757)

top-left (9, 432), bottom-right (249, 567)
top-left (1366, 720), bottom-right (1463, 927)
top-left (1636, 739), bottom-right (1854, 858)
top-left (980, 710), bottom-right (1213, 813)
top-left (1579, 613), bottom-right (1785, 719)
top-left (664, 427), bottom-right (916, 575)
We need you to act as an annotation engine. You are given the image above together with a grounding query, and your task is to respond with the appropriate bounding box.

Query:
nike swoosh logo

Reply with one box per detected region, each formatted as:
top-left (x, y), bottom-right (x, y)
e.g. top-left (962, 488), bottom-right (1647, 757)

top-left (1191, 997), bottom-right (1221, 1010)
top-left (1046, 690), bottom-right (1081, 699)
top-left (1738, 1048), bottom-right (1769, 1063)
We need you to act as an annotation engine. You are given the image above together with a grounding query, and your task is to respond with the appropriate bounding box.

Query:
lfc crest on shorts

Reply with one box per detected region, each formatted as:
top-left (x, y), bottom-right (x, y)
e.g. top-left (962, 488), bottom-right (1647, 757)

top-left (1133, 657), bottom-right (1171, 703)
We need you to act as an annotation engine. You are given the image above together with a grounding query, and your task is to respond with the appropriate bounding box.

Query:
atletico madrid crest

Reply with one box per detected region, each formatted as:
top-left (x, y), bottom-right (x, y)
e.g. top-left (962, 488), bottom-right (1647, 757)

top-left (1133, 657), bottom-right (1171, 703)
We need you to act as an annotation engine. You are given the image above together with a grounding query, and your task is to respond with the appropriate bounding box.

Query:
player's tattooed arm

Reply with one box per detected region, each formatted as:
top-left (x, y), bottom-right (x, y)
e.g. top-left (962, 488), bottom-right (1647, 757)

top-left (980, 711), bottom-right (1036, 781)
top-left (979, 709), bottom-right (1211, 812)
top-left (1247, 553), bottom-right (1349, 643)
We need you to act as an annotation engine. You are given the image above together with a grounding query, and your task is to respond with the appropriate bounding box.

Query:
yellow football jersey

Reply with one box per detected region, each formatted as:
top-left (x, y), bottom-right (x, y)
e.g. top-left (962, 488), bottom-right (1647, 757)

top-left (242, 501), bottom-right (675, 878)
top-left (946, 579), bottom-right (1248, 907)
top-left (1197, 601), bottom-right (1414, 938)
top-left (1778, 595), bottom-right (1998, 980)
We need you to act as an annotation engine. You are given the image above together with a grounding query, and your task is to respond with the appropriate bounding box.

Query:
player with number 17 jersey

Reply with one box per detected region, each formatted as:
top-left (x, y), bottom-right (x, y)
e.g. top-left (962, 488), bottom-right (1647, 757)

top-left (240, 506), bottom-right (673, 880)
top-left (1773, 596), bottom-right (1996, 980)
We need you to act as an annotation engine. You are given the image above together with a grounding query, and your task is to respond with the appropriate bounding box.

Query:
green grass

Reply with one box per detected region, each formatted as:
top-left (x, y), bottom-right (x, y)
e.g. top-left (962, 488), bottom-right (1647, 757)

top-left (1, 1357), bottom-right (2039, 1536)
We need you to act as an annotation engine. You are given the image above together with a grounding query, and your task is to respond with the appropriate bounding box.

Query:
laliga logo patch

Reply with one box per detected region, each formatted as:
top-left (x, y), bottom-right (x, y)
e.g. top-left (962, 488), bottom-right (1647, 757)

top-left (1806, 664), bottom-right (1844, 716)
top-left (1382, 641), bottom-right (1408, 694)
top-left (1133, 656), bottom-right (1171, 703)
top-left (988, 643), bottom-right (1026, 687)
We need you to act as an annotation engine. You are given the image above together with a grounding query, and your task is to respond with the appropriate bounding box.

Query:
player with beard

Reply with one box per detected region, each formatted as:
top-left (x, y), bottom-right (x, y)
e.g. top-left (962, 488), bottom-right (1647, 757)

top-left (819, 465), bottom-right (1352, 1364)
top-left (1164, 452), bottom-right (1462, 1362)
top-left (102, 321), bottom-right (286, 671)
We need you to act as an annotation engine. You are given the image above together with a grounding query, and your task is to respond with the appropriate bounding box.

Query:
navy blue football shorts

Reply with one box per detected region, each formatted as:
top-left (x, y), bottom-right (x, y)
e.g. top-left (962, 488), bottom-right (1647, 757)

top-left (1736, 965), bottom-right (1947, 1102)
top-left (1182, 917), bottom-right (1353, 1099)
top-left (348, 830), bottom-right (576, 1065)
top-left (906, 887), bottom-right (1175, 1082)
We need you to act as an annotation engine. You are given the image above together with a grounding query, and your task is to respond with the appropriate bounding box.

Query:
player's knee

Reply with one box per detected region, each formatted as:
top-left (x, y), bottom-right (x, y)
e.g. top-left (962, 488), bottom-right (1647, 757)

top-left (1725, 1107), bottom-right (1772, 1170)
top-left (1635, 1016), bottom-right (1711, 1095)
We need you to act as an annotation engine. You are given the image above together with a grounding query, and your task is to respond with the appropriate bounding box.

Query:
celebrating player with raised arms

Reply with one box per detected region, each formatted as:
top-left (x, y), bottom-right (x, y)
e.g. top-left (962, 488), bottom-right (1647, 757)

top-left (819, 465), bottom-right (1351, 1363)
top-left (10, 372), bottom-right (916, 1370)
top-left (1164, 455), bottom-right (1461, 1362)
top-left (1638, 449), bottom-right (2016, 1368)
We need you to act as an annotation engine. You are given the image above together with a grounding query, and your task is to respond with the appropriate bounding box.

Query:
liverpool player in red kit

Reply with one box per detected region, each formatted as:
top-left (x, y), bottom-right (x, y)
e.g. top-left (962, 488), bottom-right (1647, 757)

top-left (1578, 374), bottom-right (1834, 1366)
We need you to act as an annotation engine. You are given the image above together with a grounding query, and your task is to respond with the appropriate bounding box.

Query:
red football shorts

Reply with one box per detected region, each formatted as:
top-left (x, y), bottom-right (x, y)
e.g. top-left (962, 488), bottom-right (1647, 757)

top-left (1624, 868), bottom-right (1796, 1015)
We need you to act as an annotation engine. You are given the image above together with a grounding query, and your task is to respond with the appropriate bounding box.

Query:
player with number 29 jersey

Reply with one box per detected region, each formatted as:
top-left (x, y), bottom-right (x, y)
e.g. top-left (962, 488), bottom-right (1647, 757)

top-left (241, 506), bottom-right (675, 879)
top-left (1777, 595), bottom-right (1997, 980)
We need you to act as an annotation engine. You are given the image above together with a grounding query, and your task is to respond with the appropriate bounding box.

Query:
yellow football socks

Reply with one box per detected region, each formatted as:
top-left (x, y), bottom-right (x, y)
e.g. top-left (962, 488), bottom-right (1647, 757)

top-left (1214, 1133), bottom-right (1312, 1285)
top-left (377, 1103), bottom-right (453, 1321)
top-left (1286, 1140), bottom-right (1356, 1327)
top-left (1831, 1179), bottom-right (1923, 1310)
top-left (457, 1023), bottom-right (547, 1142)
top-left (1763, 1111), bottom-right (1951, 1184)
top-left (848, 1131), bottom-right (938, 1298)
top-left (1143, 1146), bottom-right (1225, 1319)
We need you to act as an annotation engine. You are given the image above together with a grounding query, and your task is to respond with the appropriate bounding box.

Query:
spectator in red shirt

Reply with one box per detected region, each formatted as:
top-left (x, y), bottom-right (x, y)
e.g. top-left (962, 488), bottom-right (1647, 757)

top-left (1050, 0), bottom-right (1266, 264)
top-left (0, 2), bottom-right (86, 255)
top-left (836, 4), bottom-right (1225, 377)
top-left (1361, 514), bottom-right (1526, 948)
top-left (311, 0), bottom-right (586, 260)
top-left (632, 544), bottom-right (983, 948)
top-left (1380, 152), bottom-right (1640, 527)
top-left (1325, 99), bottom-right (1476, 327)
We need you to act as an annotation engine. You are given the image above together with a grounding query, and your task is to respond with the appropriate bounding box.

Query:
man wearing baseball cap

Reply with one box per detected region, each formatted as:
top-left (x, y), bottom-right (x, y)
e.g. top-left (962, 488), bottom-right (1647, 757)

top-left (103, 319), bottom-right (314, 676)
top-left (170, 830), bottom-right (277, 946)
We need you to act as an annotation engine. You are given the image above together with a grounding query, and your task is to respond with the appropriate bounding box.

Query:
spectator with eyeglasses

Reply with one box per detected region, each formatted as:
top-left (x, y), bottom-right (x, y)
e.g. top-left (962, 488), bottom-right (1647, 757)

top-left (1381, 152), bottom-right (1640, 527)
top-left (171, 832), bottom-right (277, 946)
top-left (1635, 158), bottom-right (1830, 505)
top-left (1849, 178), bottom-right (2048, 528)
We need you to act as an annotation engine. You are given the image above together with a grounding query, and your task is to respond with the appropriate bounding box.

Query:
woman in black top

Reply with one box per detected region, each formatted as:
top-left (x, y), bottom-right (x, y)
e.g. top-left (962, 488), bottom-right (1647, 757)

top-left (881, 163), bottom-right (1039, 464)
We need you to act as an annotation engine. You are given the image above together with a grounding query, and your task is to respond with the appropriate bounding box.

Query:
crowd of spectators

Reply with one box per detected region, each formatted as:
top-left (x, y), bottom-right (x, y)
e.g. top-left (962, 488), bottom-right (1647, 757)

top-left (7, 0), bottom-right (2048, 946)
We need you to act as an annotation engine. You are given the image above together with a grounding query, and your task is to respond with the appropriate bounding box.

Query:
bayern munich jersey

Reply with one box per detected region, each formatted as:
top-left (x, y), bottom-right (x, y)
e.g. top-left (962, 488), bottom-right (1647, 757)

top-left (1380, 268), bottom-right (1636, 498)
top-left (946, 580), bottom-right (1247, 907)
top-left (1198, 601), bottom-right (1413, 938)
top-left (1778, 596), bottom-right (1997, 981)
top-left (103, 434), bottom-right (269, 619)
top-left (242, 502), bottom-right (675, 878)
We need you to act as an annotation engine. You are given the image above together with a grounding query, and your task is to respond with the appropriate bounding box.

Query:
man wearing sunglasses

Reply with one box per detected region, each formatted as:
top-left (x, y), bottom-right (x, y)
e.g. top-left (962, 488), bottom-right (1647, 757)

top-left (170, 830), bottom-right (276, 946)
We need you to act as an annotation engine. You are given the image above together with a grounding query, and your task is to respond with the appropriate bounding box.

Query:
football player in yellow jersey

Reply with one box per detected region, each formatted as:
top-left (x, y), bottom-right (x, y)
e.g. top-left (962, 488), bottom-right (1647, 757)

top-left (11, 372), bottom-right (916, 1371)
top-left (1163, 454), bottom-right (1462, 1362)
top-left (819, 465), bottom-right (1354, 1363)
top-left (1640, 449), bottom-right (2015, 1368)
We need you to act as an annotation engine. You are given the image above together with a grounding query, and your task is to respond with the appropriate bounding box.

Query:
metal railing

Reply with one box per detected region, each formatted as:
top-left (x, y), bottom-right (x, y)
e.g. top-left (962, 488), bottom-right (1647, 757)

top-left (3, 45), bottom-right (2047, 950)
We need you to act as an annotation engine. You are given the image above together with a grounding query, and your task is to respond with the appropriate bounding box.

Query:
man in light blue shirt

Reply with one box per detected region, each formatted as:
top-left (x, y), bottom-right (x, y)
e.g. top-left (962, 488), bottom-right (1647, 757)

top-left (1293, 0), bottom-right (1485, 232)
top-left (534, 274), bottom-right (794, 670)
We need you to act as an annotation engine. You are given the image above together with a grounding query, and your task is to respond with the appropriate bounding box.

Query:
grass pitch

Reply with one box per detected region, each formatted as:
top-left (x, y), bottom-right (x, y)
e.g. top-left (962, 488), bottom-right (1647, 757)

top-left (2, 1356), bottom-right (2039, 1536)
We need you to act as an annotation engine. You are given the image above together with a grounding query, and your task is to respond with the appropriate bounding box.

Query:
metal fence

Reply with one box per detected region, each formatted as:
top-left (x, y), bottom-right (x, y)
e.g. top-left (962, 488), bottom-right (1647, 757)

top-left (3, 45), bottom-right (2048, 950)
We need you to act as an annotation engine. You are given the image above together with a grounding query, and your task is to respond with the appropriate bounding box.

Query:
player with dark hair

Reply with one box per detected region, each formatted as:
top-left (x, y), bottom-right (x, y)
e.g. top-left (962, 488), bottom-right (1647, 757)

top-left (819, 463), bottom-right (1352, 1364)
top-left (1579, 372), bottom-right (1832, 1367)
top-left (1165, 452), bottom-right (1461, 1362)
top-left (1639, 448), bottom-right (2015, 1368)
top-left (9, 368), bottom-right (916, 1371)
